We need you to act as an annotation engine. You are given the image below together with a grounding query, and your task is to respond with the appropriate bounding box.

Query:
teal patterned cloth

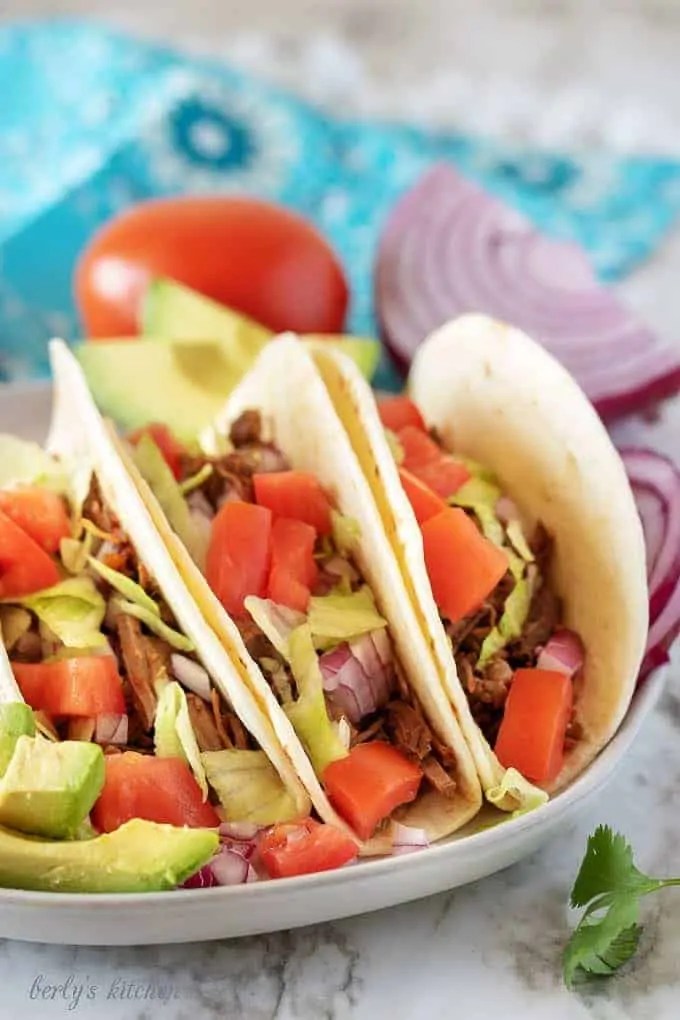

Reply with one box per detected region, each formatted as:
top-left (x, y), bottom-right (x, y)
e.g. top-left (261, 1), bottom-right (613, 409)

top-left (2, 19), bottom-right (680, 390)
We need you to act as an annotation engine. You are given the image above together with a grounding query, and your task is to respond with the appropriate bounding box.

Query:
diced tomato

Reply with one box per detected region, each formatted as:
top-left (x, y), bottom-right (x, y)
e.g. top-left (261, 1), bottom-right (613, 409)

top-left (259, 818), bottom-right (358, 878)
top-left (399, 468), bottom-right (447, 525)
top-left (13, 657), bottom-right (126, 717)
top-left (377, 396), bottom-right (426, 434)
top-left (323, 741), bottom-right (423, 840)
top-left (206, 501), bottom-right (273, 616)
top-left (127, 422), bottom-right (186, 480)
top-left (407, 457), bottom-right (471, 500)
top-left (268, 517), bottom-right (318, 613)
top-left (92, 753), bottom-right (220, 832)
top-left (421, 508), bottom-right (508, 622)
top-left (397, 426), bottom-right (441, 468)
top-left (0, 508), bottom-right (62, 598)
top-left (0, 488), bottom-right (71, 555)
top-left (495, 669), bottom-right (574, 784)
top-left (253, 471), bottom-right (332, 535)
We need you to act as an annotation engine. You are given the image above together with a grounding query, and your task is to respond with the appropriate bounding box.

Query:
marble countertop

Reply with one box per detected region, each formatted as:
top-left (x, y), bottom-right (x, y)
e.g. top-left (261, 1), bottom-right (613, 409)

top-left (2, 2), bottom-right (680, 1017)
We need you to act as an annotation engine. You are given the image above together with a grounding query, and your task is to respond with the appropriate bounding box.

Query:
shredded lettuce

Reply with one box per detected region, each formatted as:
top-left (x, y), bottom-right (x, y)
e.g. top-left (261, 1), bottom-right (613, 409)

top-left (154, 681), bottom-right (208, 798)
top-left (244, 597), bottom-right (306, 659)
top-left (308, 586), bottom-right (387, 650)
top-left (330, 510), bottom-right (361, 556)
top-left (506, 519), bottom-right (535, 563)
top-left (115, 599), bottom-right (195, 652)
top-left (131, 433), bottom-right (207, 569)
top-left (179, 463), bottom-right (213, 496)
top-left (285, 624), bottom-right (348, 775)
top-left (60, 530), bottom-right (94, 575)
top-left (201, 749), bottom-right (299, 824)
top-left (0, 607), bottom-right (32, 652)
top-left (87, 556), bottom-right (159, 618)
top-left (487, 767), bottom-right (548, 816)
top-left (459, 456), bottom-right (499, 485)
top-left (0, 435), bottom-right (69, 494)
top-left (478, 577), bottom-right (532, 667)
top-left (8, 578), bottom-right (106, 649)
top-left (450, 477), bottom-right (505, 547)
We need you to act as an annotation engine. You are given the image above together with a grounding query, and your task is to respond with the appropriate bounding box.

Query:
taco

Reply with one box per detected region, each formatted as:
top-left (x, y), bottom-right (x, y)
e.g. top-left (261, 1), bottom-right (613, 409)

top-left (53, 338), bottom-right (483, 851)
top-left (306, 314), bottom-right (649, 809)
top-left (0, 347), bottom-right (324, 881)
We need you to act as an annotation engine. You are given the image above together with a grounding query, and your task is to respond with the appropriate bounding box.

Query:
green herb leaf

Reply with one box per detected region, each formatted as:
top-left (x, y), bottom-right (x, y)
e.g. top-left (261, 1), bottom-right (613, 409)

top-left (570, 826), bottom-right (650, 908)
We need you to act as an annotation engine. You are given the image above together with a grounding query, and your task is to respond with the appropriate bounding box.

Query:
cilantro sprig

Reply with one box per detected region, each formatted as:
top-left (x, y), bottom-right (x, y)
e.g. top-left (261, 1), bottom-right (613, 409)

top-left (563, 825), bottom-right (680, 987)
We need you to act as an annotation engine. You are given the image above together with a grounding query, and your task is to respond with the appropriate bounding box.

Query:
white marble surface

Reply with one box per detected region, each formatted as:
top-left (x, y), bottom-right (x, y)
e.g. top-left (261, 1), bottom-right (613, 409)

top-left (2, 2), bottom-right (680, 1017)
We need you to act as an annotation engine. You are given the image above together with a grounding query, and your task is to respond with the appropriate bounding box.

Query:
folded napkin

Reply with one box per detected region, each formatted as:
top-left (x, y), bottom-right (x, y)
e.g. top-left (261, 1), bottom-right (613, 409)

top-left (2, 19), bottom-right (680, 390)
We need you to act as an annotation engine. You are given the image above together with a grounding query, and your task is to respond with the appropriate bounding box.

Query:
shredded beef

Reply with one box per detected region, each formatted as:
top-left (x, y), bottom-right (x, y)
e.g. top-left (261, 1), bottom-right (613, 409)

top-left (11, 630), bottom-right (43, 663)
top-left (82, 476), bottom-right (115, 534)
top-left (115, 614), bottom-right (163, 731)
top-left (236, 618), bottom-right (278, 662)
top-left (229, 410), bottom-right (263, 447)
top-left (385, 700), bottom-right (432, 760)
top-left (509, 584), bottom-right (561, 662)
top-left (187, 693), bottom-right (224, 751)
top-left (422, 756), bottom-right (457, 798)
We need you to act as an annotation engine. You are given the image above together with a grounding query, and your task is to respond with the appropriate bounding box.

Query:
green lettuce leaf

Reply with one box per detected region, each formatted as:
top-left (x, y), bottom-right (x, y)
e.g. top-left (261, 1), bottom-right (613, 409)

top-left (285, 624), bottom-right (348, 775)
top-left (487, 767), bottom-right (548, 816)
top-left (131, 433), bottom-right (208, 569)
top-left (459, 456), bottom-right (499, 485)
top-left (8, 578), bottom-right (106, 649)
top-left (308, 587), bottom-right (386, 650)
top-left (178, 463), bottom-right (213, 496)
top-left (478, 576), bottom-right (532, 667)
top-left (0, 435), bottom-right (69, 493)
top-left (60, 530), bottom-right (94, 575)
top-left (330, 510), bottom-right (361, 556)
top-left (154, 681), bottom-right (208, 798)
top-left (201, 748), bottom-right (299, 824)
top-left (450, 477), bottom-right (505, 547)
top-left (243, 597), bottom-right (306, 660)
top-left (115, 600), bottom-right (195, 652)
top-left (506, 519), bottom-right (535, 563)
top-left (87, 556), bottom-right (159, 618)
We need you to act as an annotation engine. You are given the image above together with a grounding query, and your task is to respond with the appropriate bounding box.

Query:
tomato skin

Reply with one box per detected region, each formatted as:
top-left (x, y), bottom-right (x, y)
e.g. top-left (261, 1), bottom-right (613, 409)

top-left (397, 426), bottom-right (441, 467)
top-left (268, 517), bottom-right (318, 613)
top-left (75, 197), bottom-right (349, 337)
top-left (0, 507), bottom-right (62, 598)
top-left (406, 457), bottom-right (471, 500)
top-left (398, 468), bottom-right (447, 525)
top-left (206, 501), bottom-right (273, 617)
top-left (377, 396), bottom-right (426, 434)
top-left (253, 472), bottom-right (332, 536)
top-left (127, 423), bottom-right (186, 480)
top-left (259, 818), bottom-right (358, 878)
top-left (92, 753), bottom-right (220, 832)
top-left (323, 742), bottom-right (423, 840)
top-left (421, 508), bottom-right (508, 622)
top-left (13, 657), bottom-right (126, 717)
top-left (0, 488), bottom-right (71, 555)
top-left (495, 669), bottom-right (574, 784)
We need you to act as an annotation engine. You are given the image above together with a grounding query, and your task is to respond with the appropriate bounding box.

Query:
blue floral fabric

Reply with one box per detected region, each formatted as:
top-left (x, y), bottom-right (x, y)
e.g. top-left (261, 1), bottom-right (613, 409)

top-left (2, 20), bottom-right (680, 391)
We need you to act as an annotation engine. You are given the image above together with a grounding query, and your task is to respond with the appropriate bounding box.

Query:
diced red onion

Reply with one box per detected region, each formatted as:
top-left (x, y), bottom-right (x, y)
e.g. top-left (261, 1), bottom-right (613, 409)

top-left (170, 654), bottom-right (212, 701)
top-left (620, 447), bottom-right (680, 682)
top-left (369, 627), bottom-right (392, 669)
top-left (182, 864), bottom-right (218, 889)
top-left (496, 496), bottom-right (519, 524)
top-left (187, 491), bottom-right (214, 519)
top-left (218, 821), bottom-right (261, 841)
top-left (537, 629), bottom-right (584, 678)
top-left (94, 713), bottom-right (128, 746)
top-left (392, 822), bottom-right (429, 855)
top-left (376, 164), bottom-right (680, 420)
top-left (320, 630), bottom-right (393, 725)
top-left (210, 846), bottom-right (257, 885)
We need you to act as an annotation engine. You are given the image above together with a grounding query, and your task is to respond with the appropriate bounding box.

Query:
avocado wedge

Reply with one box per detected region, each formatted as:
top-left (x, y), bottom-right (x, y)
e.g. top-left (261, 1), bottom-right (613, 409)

top-left (0, 818), bottom-right (218, 893)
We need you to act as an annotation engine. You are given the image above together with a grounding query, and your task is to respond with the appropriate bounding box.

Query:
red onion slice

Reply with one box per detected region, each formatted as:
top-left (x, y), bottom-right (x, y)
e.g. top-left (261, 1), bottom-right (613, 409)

top-left (392, 822), bottom-right (429, 855)
top-left (94, 713), bottom-right (128, 746)
top-left (376, 164), bottom-right (680, 420)
top-left (537, 629), bottom-right (584, 678)
top-left (170, 653), bottom-right (212, 701)
top-left (320, 630), bottom-right (394, 725)
top-left (182, 864), bottom-right (219, 889)
top-left (209, 846), bottom-right (257, 885)
top-left (620, 447), bottom-right (680, 681)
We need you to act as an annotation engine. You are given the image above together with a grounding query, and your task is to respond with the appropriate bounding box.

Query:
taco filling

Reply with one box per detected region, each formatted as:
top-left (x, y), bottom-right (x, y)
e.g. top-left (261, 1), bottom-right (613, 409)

top-left (377, 396), bottom-right (585, 786)
top-left (0, 439), bottom-right (364, 882)
top-left (130, 411), bottom-right (461, 842)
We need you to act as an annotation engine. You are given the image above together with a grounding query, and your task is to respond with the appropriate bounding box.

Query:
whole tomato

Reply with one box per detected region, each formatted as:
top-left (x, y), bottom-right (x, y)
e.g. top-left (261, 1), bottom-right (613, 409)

top-left (75, 197), bottom-right (349, 337)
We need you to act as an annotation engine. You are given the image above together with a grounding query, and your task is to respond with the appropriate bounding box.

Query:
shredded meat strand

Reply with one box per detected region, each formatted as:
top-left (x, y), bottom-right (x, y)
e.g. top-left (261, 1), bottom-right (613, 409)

top-left (422, 756), bottom-right (458, 798)
top-left (211, 689), bottom-right (234, 749)
top-left (187, 693), bottom-right (224, 752)
top-left (115, 614), bottom-right (161, 731)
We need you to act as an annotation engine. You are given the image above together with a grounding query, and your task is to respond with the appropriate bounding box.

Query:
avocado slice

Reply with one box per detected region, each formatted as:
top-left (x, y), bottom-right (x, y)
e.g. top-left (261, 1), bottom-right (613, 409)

top-left (0, 704), bottom-right (35, 777)
top-left (0, 818), bottom-right (219, 893)
top-left (0, 735), bottom-right (104, 839)
top-left (142, 276), bottom-right (381, 382)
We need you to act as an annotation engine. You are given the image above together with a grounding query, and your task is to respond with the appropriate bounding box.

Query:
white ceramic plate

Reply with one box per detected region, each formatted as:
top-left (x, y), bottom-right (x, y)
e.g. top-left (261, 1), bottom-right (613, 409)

top-left (0, 379), bottom-right (664, 945)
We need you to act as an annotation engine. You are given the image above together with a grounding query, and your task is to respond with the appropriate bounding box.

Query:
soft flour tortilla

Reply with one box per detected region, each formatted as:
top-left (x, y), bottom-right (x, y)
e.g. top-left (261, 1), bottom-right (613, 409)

top-left (199, 335), bottom-right (481, 848)
top-left (47, 339), bottom-right (312, 826)
top-left (309, 314), bottom-right (649, 808)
